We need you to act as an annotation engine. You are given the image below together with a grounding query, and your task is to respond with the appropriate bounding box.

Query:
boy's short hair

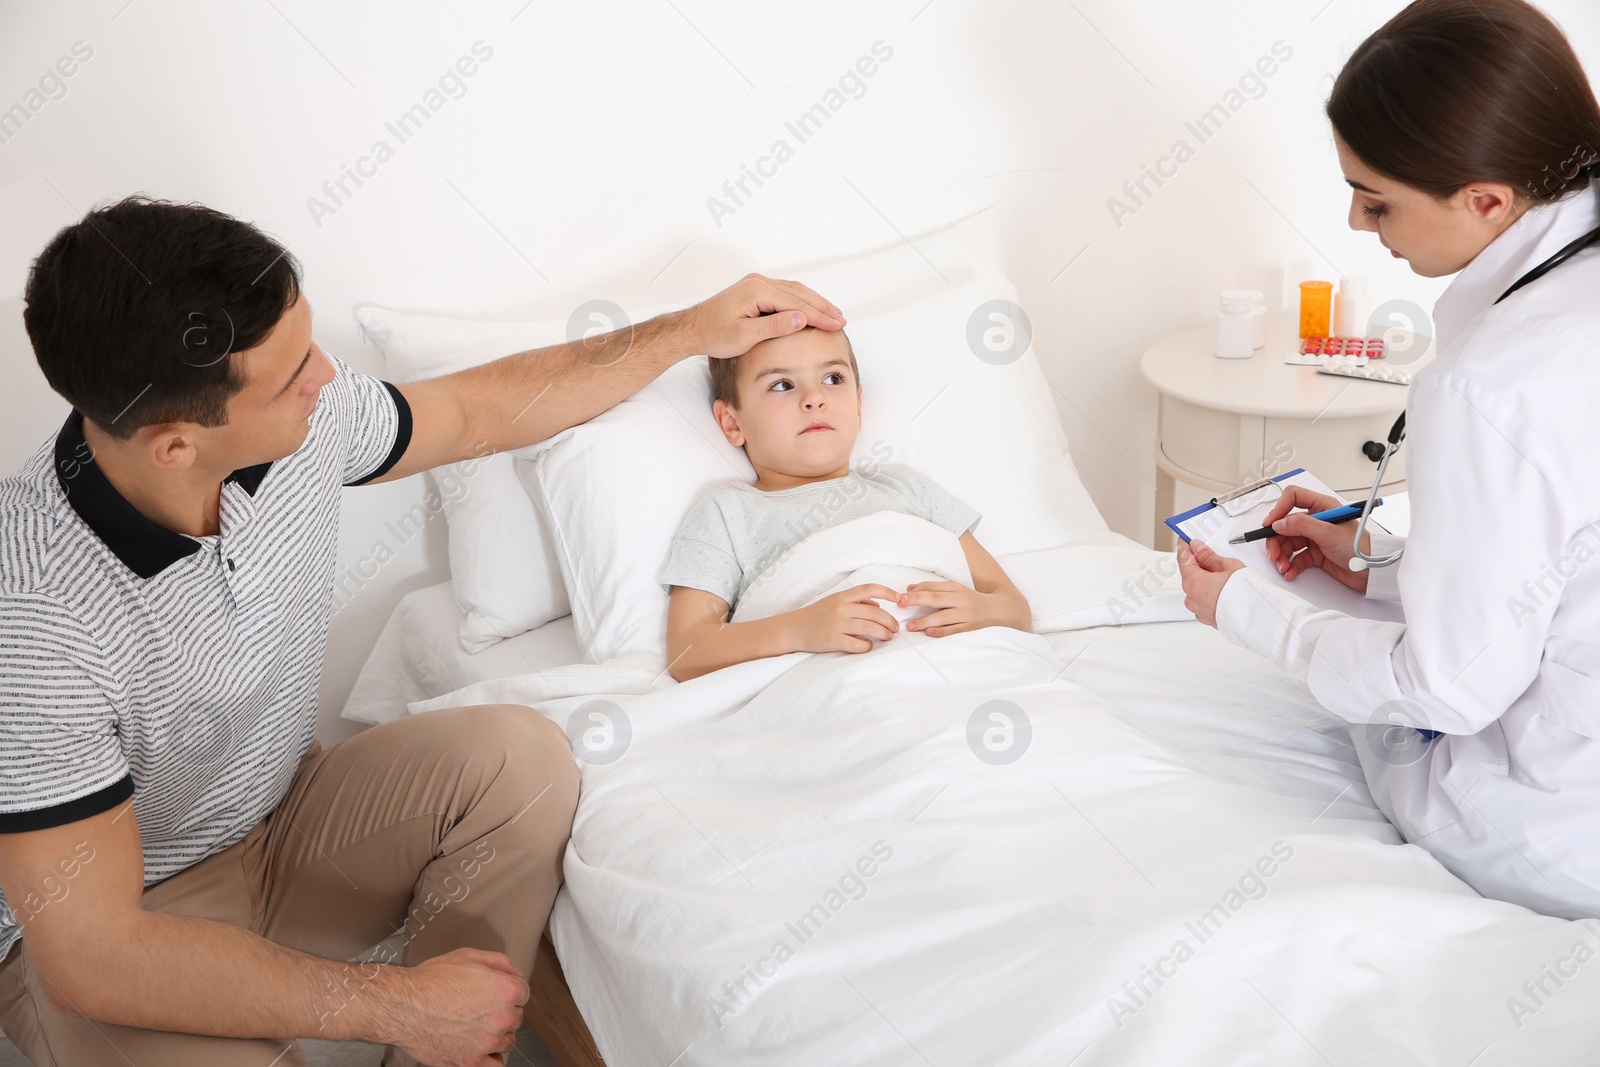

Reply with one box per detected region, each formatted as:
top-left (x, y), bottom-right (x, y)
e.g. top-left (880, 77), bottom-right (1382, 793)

top-left (709, 326), bottom-right (858, 408)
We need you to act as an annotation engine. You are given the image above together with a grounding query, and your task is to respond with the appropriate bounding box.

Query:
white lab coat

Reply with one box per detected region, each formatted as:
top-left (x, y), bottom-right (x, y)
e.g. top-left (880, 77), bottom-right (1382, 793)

top-left (1215, 180), bottom-right (1600, 919)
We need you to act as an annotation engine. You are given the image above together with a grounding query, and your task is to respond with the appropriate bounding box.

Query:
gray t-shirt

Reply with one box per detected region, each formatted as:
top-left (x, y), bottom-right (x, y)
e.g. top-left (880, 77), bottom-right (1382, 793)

top-left (658, 464), bottom-right (980, 610)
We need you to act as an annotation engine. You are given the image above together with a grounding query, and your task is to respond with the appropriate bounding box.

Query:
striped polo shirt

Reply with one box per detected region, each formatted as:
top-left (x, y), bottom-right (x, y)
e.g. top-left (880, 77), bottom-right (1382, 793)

top-left (0, 354), bottom-right (413, 960)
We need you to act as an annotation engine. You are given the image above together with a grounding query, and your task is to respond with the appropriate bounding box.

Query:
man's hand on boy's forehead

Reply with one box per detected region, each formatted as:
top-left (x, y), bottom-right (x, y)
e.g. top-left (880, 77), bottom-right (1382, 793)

top-left (691, 273), bottom-right (845, 360)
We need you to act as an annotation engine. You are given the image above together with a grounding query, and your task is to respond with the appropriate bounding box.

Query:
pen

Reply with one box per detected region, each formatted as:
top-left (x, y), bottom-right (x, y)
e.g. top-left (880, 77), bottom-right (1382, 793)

top-left (1227, 499), bottom-right (1382, 544)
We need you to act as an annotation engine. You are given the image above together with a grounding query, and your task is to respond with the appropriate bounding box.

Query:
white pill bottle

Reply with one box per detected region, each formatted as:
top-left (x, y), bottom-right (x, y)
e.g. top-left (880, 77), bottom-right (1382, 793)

top-left (1333, 275), bottom-right (1371, 338)
top-left (1215, 289), bottom-right (1254, 358)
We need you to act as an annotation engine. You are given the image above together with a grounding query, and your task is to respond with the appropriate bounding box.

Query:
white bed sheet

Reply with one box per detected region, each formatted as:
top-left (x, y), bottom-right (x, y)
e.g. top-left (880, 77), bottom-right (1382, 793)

top-left (352, 572), bottom-right (1599, 1066)
top-left (545, 623), bottom-right (1593, 1065)
top-left (340, 582), bottom-right (583, 726)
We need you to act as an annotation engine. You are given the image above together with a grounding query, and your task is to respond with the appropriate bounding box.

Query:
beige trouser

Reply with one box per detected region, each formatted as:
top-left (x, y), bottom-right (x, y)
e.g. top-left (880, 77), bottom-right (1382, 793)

top-left (0, 703), bottom-right (580, 1067)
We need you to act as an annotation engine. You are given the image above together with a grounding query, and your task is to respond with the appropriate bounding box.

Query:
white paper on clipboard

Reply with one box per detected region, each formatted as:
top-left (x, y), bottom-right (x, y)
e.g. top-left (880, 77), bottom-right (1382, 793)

top-left (1168, 469), bottom-right (1404, 624)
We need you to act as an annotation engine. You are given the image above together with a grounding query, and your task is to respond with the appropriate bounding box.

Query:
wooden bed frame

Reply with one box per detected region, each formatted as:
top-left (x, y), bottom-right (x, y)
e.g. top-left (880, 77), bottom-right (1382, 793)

top-left (526, 929), bottom-right (605, 1066)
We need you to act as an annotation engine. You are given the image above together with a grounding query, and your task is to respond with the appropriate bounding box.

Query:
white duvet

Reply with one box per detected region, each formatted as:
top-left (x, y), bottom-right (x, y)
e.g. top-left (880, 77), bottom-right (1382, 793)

top-left (412, 516), bottom-right (1600, 1065)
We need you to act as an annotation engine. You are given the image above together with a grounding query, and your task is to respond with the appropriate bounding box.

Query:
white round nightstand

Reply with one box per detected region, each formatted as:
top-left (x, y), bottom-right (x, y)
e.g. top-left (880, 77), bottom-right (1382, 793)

top-left (1139, 316), bottom-right (1431, 549)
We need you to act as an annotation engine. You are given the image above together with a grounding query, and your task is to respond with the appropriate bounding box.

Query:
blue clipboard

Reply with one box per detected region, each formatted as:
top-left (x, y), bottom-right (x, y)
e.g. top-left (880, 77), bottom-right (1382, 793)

top-left (1163, 468), bottom-right (1307, 545)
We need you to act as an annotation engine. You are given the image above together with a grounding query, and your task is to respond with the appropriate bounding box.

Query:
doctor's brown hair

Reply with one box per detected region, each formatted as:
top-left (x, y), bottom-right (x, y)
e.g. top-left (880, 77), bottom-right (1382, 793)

top-left (1328, 0), bottom-right (1600, 202)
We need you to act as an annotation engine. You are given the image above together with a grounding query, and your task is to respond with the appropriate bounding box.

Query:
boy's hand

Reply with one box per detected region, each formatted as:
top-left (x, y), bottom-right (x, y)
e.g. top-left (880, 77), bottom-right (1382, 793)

top-left (898, 581), bottom-right (1020, 637)
top-left (787, 585), bottom-right (902, 654)
top-left (688, 274), bottom-right (845, 359)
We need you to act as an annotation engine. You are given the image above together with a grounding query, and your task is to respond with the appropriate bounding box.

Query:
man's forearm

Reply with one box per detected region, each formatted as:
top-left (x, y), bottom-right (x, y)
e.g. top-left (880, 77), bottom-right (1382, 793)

top-left (395, 274), bottom-right (845, 475)
top-left (453, 307), bottom-right (699, 453)
top-left (59, 910), bottom-right (414, 1045)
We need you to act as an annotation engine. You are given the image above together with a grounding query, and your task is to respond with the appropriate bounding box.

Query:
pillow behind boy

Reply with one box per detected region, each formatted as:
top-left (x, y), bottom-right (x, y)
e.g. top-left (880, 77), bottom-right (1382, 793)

top-left (514, 275), bottom-right (1109, 667)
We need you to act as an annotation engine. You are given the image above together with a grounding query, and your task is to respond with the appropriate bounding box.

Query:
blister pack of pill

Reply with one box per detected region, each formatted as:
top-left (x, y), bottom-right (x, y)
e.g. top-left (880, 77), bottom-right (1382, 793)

top-left (1315, 361), bottom-right (1412, 384)
top-left (1300, 335), bottom-right (1386, 357)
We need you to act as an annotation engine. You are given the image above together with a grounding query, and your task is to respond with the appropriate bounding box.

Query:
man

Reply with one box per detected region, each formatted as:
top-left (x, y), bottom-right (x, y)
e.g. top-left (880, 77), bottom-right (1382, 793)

top-left (0, 196), bottom-right (844, 1066)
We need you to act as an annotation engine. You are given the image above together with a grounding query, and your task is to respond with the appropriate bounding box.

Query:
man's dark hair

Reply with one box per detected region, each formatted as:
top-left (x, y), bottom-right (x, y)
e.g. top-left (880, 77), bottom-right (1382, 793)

top-left (23, 196), bottom-right (302, 439)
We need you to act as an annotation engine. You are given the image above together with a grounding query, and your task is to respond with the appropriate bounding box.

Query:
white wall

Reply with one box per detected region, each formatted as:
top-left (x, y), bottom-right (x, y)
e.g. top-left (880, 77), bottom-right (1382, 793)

top-left (2, 0), bottom-right (1596, 742)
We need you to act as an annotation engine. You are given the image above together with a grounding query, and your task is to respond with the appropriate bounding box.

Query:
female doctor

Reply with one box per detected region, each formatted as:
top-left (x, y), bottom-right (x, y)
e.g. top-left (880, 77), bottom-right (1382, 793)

top-left (1178, 0), bottom-right (1600, 920)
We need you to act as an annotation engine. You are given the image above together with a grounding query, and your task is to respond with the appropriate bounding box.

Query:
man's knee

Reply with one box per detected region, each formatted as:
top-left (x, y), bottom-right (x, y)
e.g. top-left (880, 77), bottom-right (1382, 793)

top-left (460, 704), bottom-right (580, 815)
top-left (464, 703), bottom-right (573, 760)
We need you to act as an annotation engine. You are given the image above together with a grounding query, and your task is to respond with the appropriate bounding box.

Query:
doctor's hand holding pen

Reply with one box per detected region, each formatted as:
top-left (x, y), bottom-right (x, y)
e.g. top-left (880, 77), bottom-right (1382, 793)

top-left (1178, 484), bottom-right (1371, 627)
top-left (1257, 485), bottom-right (1372, 592)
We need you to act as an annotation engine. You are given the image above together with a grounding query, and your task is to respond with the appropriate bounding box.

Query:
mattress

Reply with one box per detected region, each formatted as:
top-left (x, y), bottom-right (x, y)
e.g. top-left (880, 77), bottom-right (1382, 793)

top-left (370, 574), bottom-right (1598, 1065)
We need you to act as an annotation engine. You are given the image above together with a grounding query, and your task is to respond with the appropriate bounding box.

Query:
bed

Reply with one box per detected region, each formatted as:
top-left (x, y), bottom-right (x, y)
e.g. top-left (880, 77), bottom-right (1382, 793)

top-left (348, 572), bottom-right (1599, 1066)
top-left (342, 220), bottom-right (1600, 1064)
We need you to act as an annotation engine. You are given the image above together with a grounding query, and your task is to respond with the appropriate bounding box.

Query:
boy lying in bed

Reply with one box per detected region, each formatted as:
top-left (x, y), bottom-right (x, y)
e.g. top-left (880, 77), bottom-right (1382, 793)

top-left (661, 325), bottom-right (1030, 681)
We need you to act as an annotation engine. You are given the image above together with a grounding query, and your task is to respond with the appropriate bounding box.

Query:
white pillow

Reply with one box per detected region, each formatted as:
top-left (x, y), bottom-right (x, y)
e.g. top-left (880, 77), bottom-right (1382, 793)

top-left (515, 275), bottom-right (1109, 667)
top-left (354, 309), bottom-right (572, 652)
top-left (746, 206), bottom-right (1006, 318)
top-left (352, 208), bottom-right (1005, 652)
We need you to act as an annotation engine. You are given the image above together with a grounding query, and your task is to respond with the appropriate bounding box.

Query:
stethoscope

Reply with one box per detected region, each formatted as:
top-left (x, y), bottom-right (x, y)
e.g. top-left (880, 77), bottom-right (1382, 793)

top-left (1348, 216), bottom-right (1600, 571)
